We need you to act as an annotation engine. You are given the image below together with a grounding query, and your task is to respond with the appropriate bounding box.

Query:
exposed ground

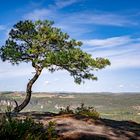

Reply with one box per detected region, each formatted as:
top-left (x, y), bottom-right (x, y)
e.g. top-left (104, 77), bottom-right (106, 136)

top-left (17, 112), bottom-right (140, 140)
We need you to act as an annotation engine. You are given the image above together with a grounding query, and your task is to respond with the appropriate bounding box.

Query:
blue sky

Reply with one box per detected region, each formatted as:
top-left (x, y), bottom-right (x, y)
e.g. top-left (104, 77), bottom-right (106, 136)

top-left (0, 0), bottom-right (140, 92)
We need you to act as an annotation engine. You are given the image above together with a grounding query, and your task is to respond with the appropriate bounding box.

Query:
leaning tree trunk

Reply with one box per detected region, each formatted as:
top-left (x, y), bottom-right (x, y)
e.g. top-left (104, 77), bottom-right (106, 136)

top-left (13, 67), bottom-right (42, 113)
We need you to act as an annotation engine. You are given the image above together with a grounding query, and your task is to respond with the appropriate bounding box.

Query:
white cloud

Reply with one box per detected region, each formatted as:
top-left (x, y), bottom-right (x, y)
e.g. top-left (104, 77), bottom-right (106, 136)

top-left (109, 52), bottom-right (140, 69)
top-left (0, 27), bottom-right (11, 46)
top-left (89, 49), bottom-right (133, 58)
top-left (24, 9), bottom-right (52, 20)
top-left (83, 36), bottom-right (140, 69)
top-left (44, 80), bottom-right (50, 84)
top-left (23, 1), bottom-right (138, 29)
top-left (119, 84), bottom-right (124, 88)
top-left (24, 0), bottom-right (80, 20)
top-left (60, 11), bottom-right (138, 27)
top-left (83, 36), bottom-right (133, 48)
top-left (0, 61), bottom-right (34, 78)
top-left (54, 78), bottom-right (59, 81)
top-left (0, 25), bottom-right (6, 31)
top-left (54, 0), bottom-right (79, 8)
top-left (78, 12), bottom-right (137, 26)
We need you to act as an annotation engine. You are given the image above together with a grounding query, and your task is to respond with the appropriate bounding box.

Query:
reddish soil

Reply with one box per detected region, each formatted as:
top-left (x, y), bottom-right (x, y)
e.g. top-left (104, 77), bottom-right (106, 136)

top-left (16, 112), bottom-right (140, 140)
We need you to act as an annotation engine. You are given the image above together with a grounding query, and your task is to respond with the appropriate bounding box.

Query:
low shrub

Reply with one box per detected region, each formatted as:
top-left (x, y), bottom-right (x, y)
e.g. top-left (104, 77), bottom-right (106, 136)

top-left (0, 114), bottom-right (57, 140)
top-left (59, 105), bottom-right (74, 114)
top-left (59, 103), bottom-right (100, 119)
top-left (75, 103), bottom-right (100, 119)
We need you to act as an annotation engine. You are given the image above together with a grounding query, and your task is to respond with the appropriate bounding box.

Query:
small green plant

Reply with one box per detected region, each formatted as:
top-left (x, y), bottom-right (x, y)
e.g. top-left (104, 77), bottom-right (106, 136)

top-left (47, 121), bottom-right (58, 140)
top-left (59, 103), bottom-right (100, 119)
top-left (0, 115), bottom-right (58, 140)
top-left (75, 103), bottom-right (100, 119)
top-left (59, 105), bottom-right (74, 114)
top-left (5, 105), bottom-right (13, 119)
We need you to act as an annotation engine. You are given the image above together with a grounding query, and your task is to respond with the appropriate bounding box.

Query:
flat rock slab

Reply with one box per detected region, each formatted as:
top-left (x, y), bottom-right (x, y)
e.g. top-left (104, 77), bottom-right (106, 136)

top-left (15, 112), bottom-right (140, 140)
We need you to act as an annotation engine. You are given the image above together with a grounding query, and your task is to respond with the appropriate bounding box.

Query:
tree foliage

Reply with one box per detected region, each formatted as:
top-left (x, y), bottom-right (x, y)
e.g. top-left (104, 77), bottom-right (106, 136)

top-left (0, 20), bottom-right (110, 84)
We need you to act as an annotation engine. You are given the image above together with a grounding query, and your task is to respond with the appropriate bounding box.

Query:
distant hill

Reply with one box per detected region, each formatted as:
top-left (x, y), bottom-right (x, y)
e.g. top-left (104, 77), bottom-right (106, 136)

top-left (1, 92), bottom-right (140, 123)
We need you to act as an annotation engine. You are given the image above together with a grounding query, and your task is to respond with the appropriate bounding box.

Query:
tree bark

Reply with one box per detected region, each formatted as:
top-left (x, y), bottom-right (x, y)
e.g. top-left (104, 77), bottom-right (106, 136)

top-left (13, 67), bottom-right (42, 113)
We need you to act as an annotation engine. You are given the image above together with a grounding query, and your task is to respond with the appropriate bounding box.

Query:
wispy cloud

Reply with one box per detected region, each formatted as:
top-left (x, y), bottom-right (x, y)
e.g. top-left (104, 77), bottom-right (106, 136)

top-left (0, 61), bottom-right (34, 78)
top-left (24, 0), bottom-right (80, 20)
top-left (54, 0), bottom-right (79, 8)
top-left (109, 51), bottom-right (140, 69)
top-left (0, 27), bottom-right (11, 46)
top-left (83, 36), bottom-right (140, 69)
top-left (44, 80), bottom-right (50, 84)
top-left (70, 12), bottom-right (138, 27)
top-left (0, 25), bottom-right (6, 31)
top-left (23, 0), bottom-right (139, 27)
top-left (119, 84), bottom-right (124, 88)
top-left (24, 9), bottom-right (52, 20)
top-left (83, 36), bottom-right (132, 48)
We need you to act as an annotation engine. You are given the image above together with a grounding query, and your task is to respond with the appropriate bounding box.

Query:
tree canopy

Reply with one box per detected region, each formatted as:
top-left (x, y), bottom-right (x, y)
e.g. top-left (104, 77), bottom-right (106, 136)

top-left (0, 20), bottom-right (110, 84)
top-left (0, 20), bottom-right (110, 112)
